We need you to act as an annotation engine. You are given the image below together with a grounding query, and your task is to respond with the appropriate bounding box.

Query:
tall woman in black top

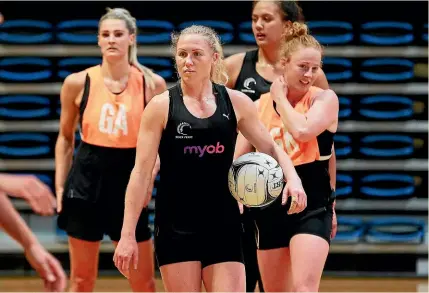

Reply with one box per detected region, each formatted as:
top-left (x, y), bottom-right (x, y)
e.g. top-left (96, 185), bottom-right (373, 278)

top-left (113, 25), bottom-right (307, 292)
top-left (225, 1), bottom-right (337, 291)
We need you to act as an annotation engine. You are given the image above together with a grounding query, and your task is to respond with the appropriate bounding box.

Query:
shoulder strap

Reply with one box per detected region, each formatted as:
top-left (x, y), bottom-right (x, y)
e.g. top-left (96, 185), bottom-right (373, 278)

top-left (79, 73), bottom-right (91, 128)
top-left (142, 74), bottom-right (147, 109)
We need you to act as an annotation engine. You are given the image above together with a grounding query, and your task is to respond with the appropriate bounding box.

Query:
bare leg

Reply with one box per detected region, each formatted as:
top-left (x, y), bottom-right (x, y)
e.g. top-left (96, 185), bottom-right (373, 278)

top-left (68, 237), bottom-right (100, 292)
top-left (202, 261), bottom-right (245, 292)
top-left (159, 261), bottom-right (202, 292)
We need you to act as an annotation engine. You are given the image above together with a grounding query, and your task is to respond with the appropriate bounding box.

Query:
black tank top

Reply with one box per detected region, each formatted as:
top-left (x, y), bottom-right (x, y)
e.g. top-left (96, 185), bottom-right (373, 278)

top-left (156, 82), bottom-right (241, 234)
top-left (234, 49), bottom-right (272, 102)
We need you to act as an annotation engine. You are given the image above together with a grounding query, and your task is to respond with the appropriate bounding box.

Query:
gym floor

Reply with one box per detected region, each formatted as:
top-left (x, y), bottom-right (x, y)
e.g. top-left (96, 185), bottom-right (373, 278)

top-left (1, 276), bottom-right (428, 292)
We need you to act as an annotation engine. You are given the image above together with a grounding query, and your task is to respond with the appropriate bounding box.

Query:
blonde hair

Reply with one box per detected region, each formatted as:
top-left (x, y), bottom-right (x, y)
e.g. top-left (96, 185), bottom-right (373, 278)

top-left (99, 8), bottom-right (156, 89)
top-left (280, 22), bottom-right (323, 59)
top-left (171, 25), bottom-right (228, 85)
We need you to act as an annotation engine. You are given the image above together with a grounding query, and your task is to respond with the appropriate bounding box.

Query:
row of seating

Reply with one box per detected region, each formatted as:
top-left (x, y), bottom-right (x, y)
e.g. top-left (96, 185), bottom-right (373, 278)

top-left (333, 216), bottom-right (426, 244)
top-left (1, 19), bottom-right (428, 45)
top-left (1, 94), bottom-right (426, 121)
top-left (0, 56), bottom-right (425, 82)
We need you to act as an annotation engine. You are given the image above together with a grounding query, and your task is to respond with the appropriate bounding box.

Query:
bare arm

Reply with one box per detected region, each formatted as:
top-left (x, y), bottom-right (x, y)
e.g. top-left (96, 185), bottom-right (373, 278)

top-left (144, 73), bottom-right (167, 195)
top-left (0, 174), bottom-right (55, 216)
top-left (224, 52), bottom-right (246, 89)
top-left (228, 89), bottom-right (300, 183)
top-left (313, 69), bottom-right (336, 190)
top-left (0, 191), bottom-right (38, 249)
top-left (272, 78), bottom-right (339, 142)
top-left (121, 91), bottom-right (169, 239)
top-left (0, 191), bottom-right (67, 291)
top-left (54, 72), bottom-right (86, 211)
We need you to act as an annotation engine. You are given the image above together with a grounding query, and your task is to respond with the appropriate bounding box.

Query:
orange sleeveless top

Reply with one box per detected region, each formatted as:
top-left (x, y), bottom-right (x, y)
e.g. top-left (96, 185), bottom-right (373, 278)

top-left (258, 86), bottom-right (332, 166)
top-left (80, 65), bottom-right (145, 148)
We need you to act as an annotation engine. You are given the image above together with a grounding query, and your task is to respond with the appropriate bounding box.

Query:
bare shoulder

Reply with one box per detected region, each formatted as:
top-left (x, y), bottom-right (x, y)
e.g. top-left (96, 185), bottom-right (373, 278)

top-left (60, 70), bottom-right (88, 107)
top-left (145, 90), bottom-right (170, 129)
top-left (63, 70), bottom-right (87, 91)
top-left (226, 87), bottom-right (253, 103)
top-left (152, 72), bottom-right (167, 93)
top-left (224, 52), bottom-right (246, 88)
top-left (224, 52), bottom-right (246, 68)
top-left (151, 90), bottom-right (169, 105)
top-left (226, 88), bottom-right (255, 116)
top-left (313, 88), bottom-right (339, 105)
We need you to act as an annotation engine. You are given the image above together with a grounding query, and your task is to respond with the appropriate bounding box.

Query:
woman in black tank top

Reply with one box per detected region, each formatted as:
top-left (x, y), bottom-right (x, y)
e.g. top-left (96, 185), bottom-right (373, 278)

top-left (114, 24), bottom-right (307, 292)
top-left (224, 1), bottom-right (337, 292)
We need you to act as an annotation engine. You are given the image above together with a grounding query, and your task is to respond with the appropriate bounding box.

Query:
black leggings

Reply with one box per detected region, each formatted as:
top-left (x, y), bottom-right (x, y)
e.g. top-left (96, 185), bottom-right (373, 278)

top-left (241, 209), bottom-right (264, 292)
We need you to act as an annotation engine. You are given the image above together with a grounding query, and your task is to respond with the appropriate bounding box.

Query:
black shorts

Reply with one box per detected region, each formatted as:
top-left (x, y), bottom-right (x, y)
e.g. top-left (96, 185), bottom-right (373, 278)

top-left (253, 201), bottom-right (333, 250)
top-left (154, 226), bottom-right (244, 268)
top-left (57, 141), bottom-right (152, 243)
top-left (58, 199), bottom-right (151, 242)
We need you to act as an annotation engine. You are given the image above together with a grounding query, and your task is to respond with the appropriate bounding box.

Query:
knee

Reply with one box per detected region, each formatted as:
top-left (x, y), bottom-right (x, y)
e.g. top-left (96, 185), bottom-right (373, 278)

top-left (293, 282), bottom-right (318, 292)
top-left (130, 276), bottom-right (156, 292)
top-left (70, 274), bottom-right (97, 292)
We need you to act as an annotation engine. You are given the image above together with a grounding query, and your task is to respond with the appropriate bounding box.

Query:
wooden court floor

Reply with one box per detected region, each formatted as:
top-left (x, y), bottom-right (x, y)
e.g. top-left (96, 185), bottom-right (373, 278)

top-left (1, 276), bottom-right (428, 292)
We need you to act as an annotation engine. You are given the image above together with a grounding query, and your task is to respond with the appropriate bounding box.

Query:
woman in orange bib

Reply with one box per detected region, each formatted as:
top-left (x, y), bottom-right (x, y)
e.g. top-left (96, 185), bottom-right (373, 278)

top-left (225, 2), bottom-right (337, 291)
top-left (55, 8), bottom-right (166, 292)
top-left (235, 22), bottom-right (339, 292)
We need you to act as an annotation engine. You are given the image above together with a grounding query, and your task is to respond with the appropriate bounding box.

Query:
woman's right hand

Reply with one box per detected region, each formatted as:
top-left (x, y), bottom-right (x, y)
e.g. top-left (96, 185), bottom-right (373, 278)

top-left (113, 236), bottom-right (138, 279)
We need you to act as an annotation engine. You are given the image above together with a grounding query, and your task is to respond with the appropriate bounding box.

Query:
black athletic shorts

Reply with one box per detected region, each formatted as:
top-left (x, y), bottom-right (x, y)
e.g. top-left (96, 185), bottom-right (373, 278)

top-left (253, 197), bottom-right (333, 250)
top-left (57, 141), bottom-right (152, 243)
top-left (154, 225), bottom-right (244, 268)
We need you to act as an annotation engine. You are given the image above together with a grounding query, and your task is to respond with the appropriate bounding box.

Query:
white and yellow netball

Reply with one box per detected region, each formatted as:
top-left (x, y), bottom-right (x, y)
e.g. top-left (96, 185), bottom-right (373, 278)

top-left (228, 152), bottom-right (284, 207)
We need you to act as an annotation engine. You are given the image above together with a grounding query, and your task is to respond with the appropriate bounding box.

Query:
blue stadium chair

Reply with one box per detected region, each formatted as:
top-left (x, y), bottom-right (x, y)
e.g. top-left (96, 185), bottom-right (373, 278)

top-left (56, 99), bottom-right (62, 117)
top-left (360, 173), bottom-right (416, 198)
top-left (0, 57), bottom-right (52, 81)
top-left (57, 57), bottom-right (102, 79)
top-left (359, 134), bottom-right (414, 158)
top-left (321, 57), bottom-right (353, 81)
top-left (0, 133), bottom-right (51, 157)
top-left (359, 95), bottom-right (415, 120)
top-left (57, 20), bottom-right (98, 44)
top-left (307, 21), bottom-right (354, 45)
top-left (0, 20), bottom-right (53, 43)
top-left (0, 95), bottom-right (51, 119)
top-left (338, 97), bottom-right (351, 119)
top-left (136, 20), bottom-right (174, 44)
top-left (360, 21), bottom-right (413, 45)
top-left (423, 24), bottom-right (428, 42)
top-left (238, 21), bottom-right (254, 44)
top-left (335, 174), bottom-right (353, 198)
top-left (365, 218), bottom-right (426, 244)
top-left (360, 58), bottom-right (414, 81)
top-left (178, 20), bottom-right (234, 44)
top-left (333, 217), bottom-right (365, 243)
top-left (138, 57), bottom-right (173, 79)
top-left (333, 134), bottom-right (352, 158)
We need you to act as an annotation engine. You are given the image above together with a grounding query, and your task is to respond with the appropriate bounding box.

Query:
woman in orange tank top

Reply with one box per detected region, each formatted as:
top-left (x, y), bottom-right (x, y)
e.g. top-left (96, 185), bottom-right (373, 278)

top-left (55, 8), bottom-right (166, 292)
top-left (234, 22), bottom-right (339, 292)
top-left (225, 2), bottom-right (337, 292)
